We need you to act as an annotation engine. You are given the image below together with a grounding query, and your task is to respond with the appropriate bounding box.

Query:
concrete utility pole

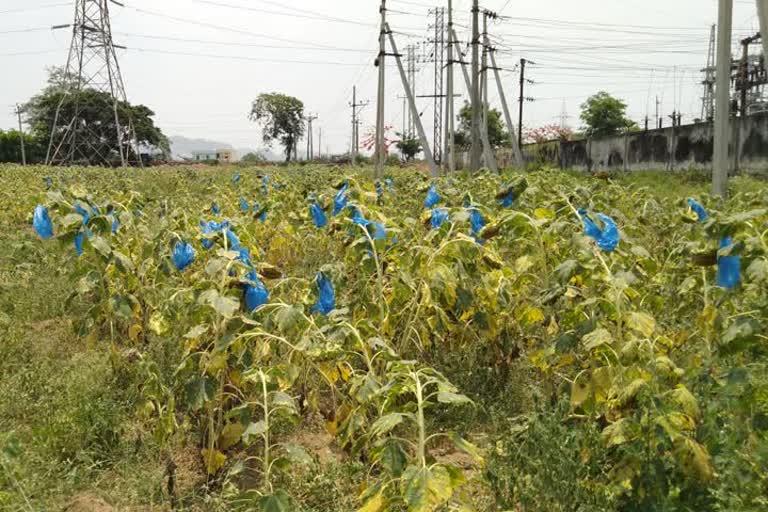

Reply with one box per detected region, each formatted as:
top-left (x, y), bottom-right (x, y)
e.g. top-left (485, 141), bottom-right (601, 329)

top-left (757, 0), bottom-right (768, 61)
top-left (713, 0), bottom-right (733, 198)
top-left (386, 23), bottom-right (438, 177)
top-left (517, 58), bottom-right (529, 150)
top-left (481, 11), bottom-right (490, 169)
top-left (375, 0), bottom-right (387, 177)
top-left (444, 0), bottom-right (455, 173)
top-left (487, 29), bottom-right (523, 167)
top-left (306, 114), bottom-right (318, 160)
top-left (350, 86), bottom-right (369, 162)
top-left (450, 27), bottom-right (497, 172)
top-left (15, 104), bottom-right (26, 166)
top-left (469, 0), bottom-right (482, 172)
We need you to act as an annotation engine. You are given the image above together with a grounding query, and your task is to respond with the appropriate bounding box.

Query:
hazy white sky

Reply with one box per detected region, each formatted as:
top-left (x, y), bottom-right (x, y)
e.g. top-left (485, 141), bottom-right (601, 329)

top-left (0, 0), bottom-right (763, 155)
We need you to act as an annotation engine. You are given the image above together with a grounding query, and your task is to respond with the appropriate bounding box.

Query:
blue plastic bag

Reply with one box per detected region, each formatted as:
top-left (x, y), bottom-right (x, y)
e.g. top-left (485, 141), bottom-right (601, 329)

top-left (172, 241), bottom-right (195, 271)
top-left (351, 208), bottom-right (386, 240)
top-left (384, 178), bottom-right (394, 192)
top-left (579, 210), bottom-right (620, 253)
top-left (425, 185), bottom-right (440, 209)
top-left (262, 175), bottom-right (269, 195)
top-left (111, 215), bottom-right (119, 234)
top-left (240, 197), bottom-right (250, 212)
top-left (717, 237), bottom-right (741, 289)
top-left (225, 228), bottom-right (240, 248)
top-left (202, 239), bottom-right (215, 250)
top-left (499, 191), bottom-right (515, 208)
top-left (33, 205), bottom-right (54, 240)
top-left (74, 204), bottom-right (91, 225)
top-left (211, 203), bottom-right (221, 215)
top-left (430, 208), bottom-right (449, 229)
top-left (244, 271), bottom-right (269, 311)
top-left (333, 182), bottom-right (349, 216)
top-left (687, 198), bottom-right (709, 222)
top-left (376, 182), bottom-right (384, 201)
top-left (233, 172), bottom-right (241, 184)
top-left (311, 272), bottom-right (335, 315)
top-left (44, 176), bottom-right (53, 188)
top-left (468, 207), bottom-right (486, 240)
top-left (233, 246), bottom-right (251, 264)
top-left (310, 203), bottom-right (327, 228)
top-left (74, 231), bottom-right (85, 257)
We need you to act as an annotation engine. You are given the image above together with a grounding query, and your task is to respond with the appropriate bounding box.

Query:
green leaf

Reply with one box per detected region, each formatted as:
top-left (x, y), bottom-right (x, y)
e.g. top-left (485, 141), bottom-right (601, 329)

top-left (602, 418), bottom-right (636, 447)
top-left (258, 490), bottom-right (291, 512)
top-left (746, 258), bottom-right (768, 283)
top-left (379, 440), bottom-right (407, 477)
top-left (436, 392), bottom-right (472, 406)
top-left (582, 328), bottom-right (613, 351)
top-left (449, 433), bottom-right (484, 464)
top-left (283, 443), bottom-right (313, 466)
top-left (626, 312), bottom-right (656, 337)
top-left (242, 420), bottom-right (267, 444)
top-left (402, 465), bottom-right (456, 512)
top-left (185, 376), bottom-right (215, 410)
top-left (371, 413), bottom-right (408, 437)
top-left (198, 289), bottom-right (240, 318)
top-left (89, 236), bottom-right (112, 257)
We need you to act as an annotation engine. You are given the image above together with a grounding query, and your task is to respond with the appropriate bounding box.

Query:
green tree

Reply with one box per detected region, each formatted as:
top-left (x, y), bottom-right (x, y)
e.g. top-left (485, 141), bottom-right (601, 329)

top-left (455, 102), bottom-right (511, 149)
top-left (249, 93), bottom-right (305, 162)
top-left (23, 68), bottom-right (169, 163)
top-left (0, 129), bottom-right (46, 163)
top-left (395, 134), bottom-right (422, 161)
top-left (241, 152), bottom-right (266, 163)
top-left (580, 91), bottom-right (636, 137)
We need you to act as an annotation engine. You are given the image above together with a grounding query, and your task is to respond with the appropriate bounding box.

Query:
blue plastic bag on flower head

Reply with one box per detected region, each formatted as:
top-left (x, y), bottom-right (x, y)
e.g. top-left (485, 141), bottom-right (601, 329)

top-left (240, 197), bottom-right (250, 212)
top-left (74, 231), bottom-right (85, 257)
top-left (310, 203), bottom-right (327, 228)
top-left (311, 272), bottom-right (335, 315)
top-left (262, 175), bottom-right (269, 195)
top-left (376, 182), bottom-right (384, 201)
top-left (172, 241), bottom-right (195, 271)
top-left (111, 215), bottom-right (119, 234)
top-left (687, 198), bottom-right (709, 223)
top-left (468, 207), bottom-right (486, 242)
top-left (33, 205), bottom-right (54, 240)
top-left (717, 237), bottom-right (741, 289)
top-left (233, 246), bottom-right (251, 265)
top-left (211, 203), bottom-right (221, 215)
top-left (333, 182), bottom-right (350, 216)
top-left (351, 207), bottom-right (386, 240)
top-left (44, 176), bottom-right (53, 188)
top-left (225, 228), bottom-right (240, 248)
top-left (385, 178), bottom-right (394, 193)
top-left (425, 185), bottom-right (440, 209)
top-left (499, 191), bottom-right (515, 208)
top-left (233, 172), bottom-right (241, 184)
top-left (244, 271), bottom-right (269, 311)
top-left (579, 209), bottom-right (620, 253)
top-left (74, 204), bottom-right (90, 225)
top-left (431, 208), bottom-right (449, 229)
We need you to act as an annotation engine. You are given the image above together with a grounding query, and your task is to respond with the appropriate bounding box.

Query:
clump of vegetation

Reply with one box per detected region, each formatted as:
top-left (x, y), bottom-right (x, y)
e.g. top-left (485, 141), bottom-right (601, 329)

top-left (1, 163), bottom-right (766, 511)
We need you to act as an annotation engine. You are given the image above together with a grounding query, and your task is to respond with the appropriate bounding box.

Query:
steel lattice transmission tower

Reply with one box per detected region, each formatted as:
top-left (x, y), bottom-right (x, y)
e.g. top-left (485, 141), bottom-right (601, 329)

top-left (429, 8), bottom-right (445, 166)
top-left (47, 0), bottom-right (140, 167)
top-left (701, 24), bottom-right (717, 122)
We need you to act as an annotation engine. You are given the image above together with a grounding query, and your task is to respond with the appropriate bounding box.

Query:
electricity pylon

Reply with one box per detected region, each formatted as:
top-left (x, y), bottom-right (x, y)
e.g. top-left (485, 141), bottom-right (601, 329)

top-left (47, 0), bottom-right (141, 167)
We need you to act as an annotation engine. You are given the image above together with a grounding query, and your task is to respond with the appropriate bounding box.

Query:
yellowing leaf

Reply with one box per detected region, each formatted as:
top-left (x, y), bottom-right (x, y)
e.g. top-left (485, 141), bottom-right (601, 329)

top-left (219, 423), bottom-right (246, 450)
top-left (128, 324), bottom-right (142, 343)
top-left (582, 328), bottom-right (613, 351)
top-left (670, 385), bottom-right (700, 419)
top-left (571, 375), bottom-right (591, 409)
top-left (149, 312), bottom-right (169, 336)
top-left (626, 312), bottom-right (656, 337)
top-left (201, 448), bottom-right (226, 474)
top-left (677, 438), bottom-right (714, 482)
top-left (518, 306), bottom-right (545, 326)
top-left (602, 418), bottom-right (635, 447)
top-left (357, 490), bottom-right (385, 512)
top-left (533, 207), bottom-right (556, 220)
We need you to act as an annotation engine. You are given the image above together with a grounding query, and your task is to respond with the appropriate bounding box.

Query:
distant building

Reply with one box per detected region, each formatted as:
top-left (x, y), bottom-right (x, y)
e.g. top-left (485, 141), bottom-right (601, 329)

top-left (216, 149), bottom-right (239, 163)
top-left (192, 150), bottom-right (217, 162)
top-left (189, 149), bottom-right (239, 163)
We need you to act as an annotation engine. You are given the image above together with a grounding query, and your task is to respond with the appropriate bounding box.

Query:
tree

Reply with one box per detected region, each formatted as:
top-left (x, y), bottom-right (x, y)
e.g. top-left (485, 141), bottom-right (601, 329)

top-left (23, 68), bottom-right (169, 163)
top-left (0, 129), bottom-right (46, 163)
top-left (580, 92), bottom-right (636, 138)
top-left (241, 152), bottom-right (266, 163)
top-left (395, 134), bottom-right (422, 161)
top-left (249, 93), bottom-right (305, 162)
top-left (525, 124), bottom-right (573, 144)
top-left (455, 102), bottom-right (511, 149)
